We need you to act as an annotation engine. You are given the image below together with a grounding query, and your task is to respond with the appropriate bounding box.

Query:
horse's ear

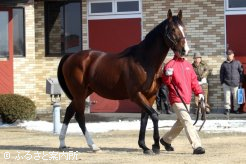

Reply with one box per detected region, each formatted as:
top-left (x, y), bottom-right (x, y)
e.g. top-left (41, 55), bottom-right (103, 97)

top-left (177, 10), bottom-right (182, 20)
top-left (167, 9), bottom-right (172, 21)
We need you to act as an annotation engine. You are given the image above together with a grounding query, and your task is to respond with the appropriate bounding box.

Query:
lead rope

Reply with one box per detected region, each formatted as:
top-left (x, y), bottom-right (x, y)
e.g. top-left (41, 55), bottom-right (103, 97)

top-left (171, 80), bottom-right (206, 131)
top-left (196, 98), bottom-right (206, 131)
top-left (171, 80), bottom-right (189, 112)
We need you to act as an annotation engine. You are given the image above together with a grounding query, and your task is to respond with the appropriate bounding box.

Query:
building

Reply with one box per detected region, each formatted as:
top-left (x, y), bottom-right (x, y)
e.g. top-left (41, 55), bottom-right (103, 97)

top-left (0, 0), bottom-right (246, 113)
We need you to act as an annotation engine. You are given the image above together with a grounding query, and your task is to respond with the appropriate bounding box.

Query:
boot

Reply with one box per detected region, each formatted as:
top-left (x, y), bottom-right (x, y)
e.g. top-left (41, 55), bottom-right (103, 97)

top-left (160, 138), bottom-right (174, 151)
top-left (166, 109), bottom-right (172, 114)
top-left (193, 147), bottom-right (205, 154)
top-left (224, 109), bottom-right (230, 115)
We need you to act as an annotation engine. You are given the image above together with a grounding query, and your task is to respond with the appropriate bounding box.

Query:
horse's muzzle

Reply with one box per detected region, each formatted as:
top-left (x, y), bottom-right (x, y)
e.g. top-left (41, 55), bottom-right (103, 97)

top-left (180, 48), bottom-right (187, 56)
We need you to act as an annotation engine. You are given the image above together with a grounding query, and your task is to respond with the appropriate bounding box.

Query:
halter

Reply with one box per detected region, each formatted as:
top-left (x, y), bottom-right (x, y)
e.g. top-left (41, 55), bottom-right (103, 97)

top-left (165, 30), bottom-right (177, 49)
top-left (164, 23), bottom-right (186, 55)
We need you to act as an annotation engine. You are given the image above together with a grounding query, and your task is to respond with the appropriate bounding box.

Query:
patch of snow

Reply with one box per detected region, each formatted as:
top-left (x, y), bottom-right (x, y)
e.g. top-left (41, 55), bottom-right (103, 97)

top-left (8, 119), bottom-right (246, 134)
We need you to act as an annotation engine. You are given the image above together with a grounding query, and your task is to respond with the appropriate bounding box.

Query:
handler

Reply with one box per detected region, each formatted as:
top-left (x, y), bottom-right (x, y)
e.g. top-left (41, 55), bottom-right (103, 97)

top-left (160, 52), bottom-right (205, 154)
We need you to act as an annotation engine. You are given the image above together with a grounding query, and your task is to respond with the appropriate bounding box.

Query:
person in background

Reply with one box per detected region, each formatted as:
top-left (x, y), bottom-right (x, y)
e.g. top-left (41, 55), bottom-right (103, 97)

top-left (220, 49), bottom-right (244, 115)
top-left (160, 52), bottom-right (205, 155)
top-left (156, 83), bottom-right (172, 114)
top-left (156, 64), bottom-right (172, 114)
top-left (192, 52), bottom-right (210, 114)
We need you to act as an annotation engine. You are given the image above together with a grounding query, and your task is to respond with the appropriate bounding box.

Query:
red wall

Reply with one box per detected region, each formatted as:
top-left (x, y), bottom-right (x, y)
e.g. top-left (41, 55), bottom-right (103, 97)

top-left (226, 15), bottom-right (246, 57)
top-left (226, 15), bottom-right (246, 112)
top-left (88, 18), bottom-right (142, 113)
top-left (89, 18), bottom-right (141, 52)
top-left (0, 9), bottom-right (13, 94)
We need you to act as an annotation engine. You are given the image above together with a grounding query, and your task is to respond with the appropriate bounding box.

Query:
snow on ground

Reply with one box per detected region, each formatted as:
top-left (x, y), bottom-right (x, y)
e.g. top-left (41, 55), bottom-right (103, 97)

top-left (1, 119), bottom-right (246, 134)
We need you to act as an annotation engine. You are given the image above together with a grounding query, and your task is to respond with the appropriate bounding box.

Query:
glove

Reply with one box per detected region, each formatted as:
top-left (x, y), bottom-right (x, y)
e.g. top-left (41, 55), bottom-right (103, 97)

top-left (201, 78), bottom-right (207, 84)
top-left (198, 94), bottom-right (204, 101)
top-left (165, 68), bottom-right (174, 76)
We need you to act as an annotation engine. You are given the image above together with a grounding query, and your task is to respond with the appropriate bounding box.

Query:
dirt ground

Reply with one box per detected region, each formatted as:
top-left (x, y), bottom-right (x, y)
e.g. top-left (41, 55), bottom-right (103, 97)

top-left (0, 127), bottom-right (246, 164)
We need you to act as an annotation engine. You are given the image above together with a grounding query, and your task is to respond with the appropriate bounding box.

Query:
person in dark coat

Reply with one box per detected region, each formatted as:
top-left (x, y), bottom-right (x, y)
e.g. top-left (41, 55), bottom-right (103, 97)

top-left (220, 49), bottom-right (244, 115)
top-left (156, 83), bottom-right (172, 114)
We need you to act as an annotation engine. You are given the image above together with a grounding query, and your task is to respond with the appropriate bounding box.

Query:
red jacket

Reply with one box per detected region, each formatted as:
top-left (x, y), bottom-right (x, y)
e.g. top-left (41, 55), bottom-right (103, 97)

top-left (162, 55), bottom-right (203, 105)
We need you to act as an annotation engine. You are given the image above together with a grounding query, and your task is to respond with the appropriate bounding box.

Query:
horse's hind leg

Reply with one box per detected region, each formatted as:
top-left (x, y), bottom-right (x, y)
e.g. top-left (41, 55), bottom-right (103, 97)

top-left (74, 111), bottom-right (101, 152)
top-left (59, 103), bottom-right (75, 149)
top-left (138, 111), bottom-right (152, 154)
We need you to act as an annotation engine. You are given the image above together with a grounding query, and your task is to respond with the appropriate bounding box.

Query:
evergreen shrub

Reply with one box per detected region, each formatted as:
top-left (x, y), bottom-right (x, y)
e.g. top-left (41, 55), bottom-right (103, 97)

top-left (0, 94), bottom-right (36, 124)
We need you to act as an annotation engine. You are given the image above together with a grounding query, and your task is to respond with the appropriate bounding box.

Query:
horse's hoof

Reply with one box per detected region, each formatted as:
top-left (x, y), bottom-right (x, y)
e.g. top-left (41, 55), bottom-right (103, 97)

top-left (143, 149), bottom-right (154, 155)
top-left (152, 148), bottom-right (160, 154)
top-left (92, 147), bottom-right (102, 153)
top-left (89, 144), bottom-right (101, 152)
top-left (59, 146), bottom-right (69, 150)
top-left (152, 145), bottom-right (160, 154)
top-left (93, 149), bottom-right (102, 153)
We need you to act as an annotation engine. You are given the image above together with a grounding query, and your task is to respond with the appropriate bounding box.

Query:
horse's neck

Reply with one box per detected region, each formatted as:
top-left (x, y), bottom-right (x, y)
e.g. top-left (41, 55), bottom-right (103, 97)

top-left (135, 37), bottom-right (169, 89)
top-left (138, 37), bottom-right (169, 76)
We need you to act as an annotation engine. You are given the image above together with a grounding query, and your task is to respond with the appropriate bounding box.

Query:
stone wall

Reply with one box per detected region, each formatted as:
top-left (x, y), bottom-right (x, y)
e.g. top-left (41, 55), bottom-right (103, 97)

top-left (142, 0), bottom-right (225, 111)
top-left (14, 3), bottom-right (36, 104)
top-left (32, 1), bottom-right (87, 113)
top-left (33, 1), bottom-right (71, 112)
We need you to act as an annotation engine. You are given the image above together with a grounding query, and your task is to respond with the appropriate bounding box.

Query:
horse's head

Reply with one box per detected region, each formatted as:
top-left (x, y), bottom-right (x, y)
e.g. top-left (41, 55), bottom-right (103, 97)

top-left (164, 9), bottom-right (189, 56)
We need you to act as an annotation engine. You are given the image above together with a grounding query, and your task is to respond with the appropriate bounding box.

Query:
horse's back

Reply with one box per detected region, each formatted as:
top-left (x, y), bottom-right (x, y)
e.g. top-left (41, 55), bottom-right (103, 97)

top-left (62, 50), bottom-right (130, 99)
top-left (61, 49), bottom-right (160, 101)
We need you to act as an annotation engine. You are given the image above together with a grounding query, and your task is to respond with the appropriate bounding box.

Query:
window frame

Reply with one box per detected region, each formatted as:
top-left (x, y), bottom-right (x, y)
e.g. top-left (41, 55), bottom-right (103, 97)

top-left (44, 1), bottom-right (82, 57)
top-left (226, 0), bottom-right (246, 11)
top-left (115, 0), bottom-right (140, 14)
top-left (88, 0), bottom-right (142, 19)
top-left (0, 10), bottom-right (10, 58)
top-left (89, 1), bottom-right (113, 15)
top-left (13, 7), bottom-right (25, 58)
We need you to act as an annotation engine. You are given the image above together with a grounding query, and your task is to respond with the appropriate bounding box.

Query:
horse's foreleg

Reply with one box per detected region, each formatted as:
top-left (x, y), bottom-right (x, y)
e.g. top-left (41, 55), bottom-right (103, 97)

top-left (150, 112), bottom-right (160, 154)
top-left (138, 112), bottom-right (152, 154)
top-left (59, 103), bottom-right (75, 149)
top-left (133, 92), bottom-right (160, 154)
top-left (75, 112), bottom-right (101, 152)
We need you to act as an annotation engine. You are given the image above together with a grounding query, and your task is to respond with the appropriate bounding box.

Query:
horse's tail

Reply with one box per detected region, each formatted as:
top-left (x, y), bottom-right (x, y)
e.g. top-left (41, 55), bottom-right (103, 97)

top-left (57, 54), bottom-right (73, 100)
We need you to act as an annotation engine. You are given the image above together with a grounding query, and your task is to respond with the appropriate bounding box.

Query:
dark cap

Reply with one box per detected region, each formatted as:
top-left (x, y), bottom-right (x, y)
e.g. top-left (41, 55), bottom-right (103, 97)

top-left (226, 50), bottom-right (234, 55)
top-left (193, 52), bottom-right (201, 59)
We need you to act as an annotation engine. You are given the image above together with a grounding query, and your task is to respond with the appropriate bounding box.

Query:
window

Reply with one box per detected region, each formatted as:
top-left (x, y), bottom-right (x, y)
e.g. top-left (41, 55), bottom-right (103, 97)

top-left (91, 2), bottom-right (112, 14)
top-left (89, 0), bottom-right (141, 16)
top-left (45, 1), bottom-right (82, 56)
top-left (117, 1), bottom-right (139, 12)
top-left (0, 11), bottom-right (9, 58)
top-left (13, 8), bottom-right (25, 57)
top-left (226, 0), bottom-right (246, 10)
top-left (0, 8), bottom-right (25, 58)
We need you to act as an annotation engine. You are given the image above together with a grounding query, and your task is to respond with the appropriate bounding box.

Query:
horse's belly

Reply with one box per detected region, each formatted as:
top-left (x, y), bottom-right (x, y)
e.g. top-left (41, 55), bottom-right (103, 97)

top-left (89, 81), bottom-right (128, 100)
top-left (94, 88), bottom-right (129, 100)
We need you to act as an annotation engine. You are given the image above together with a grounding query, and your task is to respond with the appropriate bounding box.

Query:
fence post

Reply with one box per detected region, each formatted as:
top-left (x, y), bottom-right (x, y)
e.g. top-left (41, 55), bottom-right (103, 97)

top-left (46, 78), bottom-right (62, 134)
top-left (53, 102), bottom-right (61, 134)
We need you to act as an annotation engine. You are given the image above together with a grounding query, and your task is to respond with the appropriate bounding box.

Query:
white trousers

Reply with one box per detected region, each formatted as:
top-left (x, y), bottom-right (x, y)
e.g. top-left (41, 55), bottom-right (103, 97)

top-left (222, 83), bottom-right (239, 111)
top-left (161, 103), bottom-right (202, 149)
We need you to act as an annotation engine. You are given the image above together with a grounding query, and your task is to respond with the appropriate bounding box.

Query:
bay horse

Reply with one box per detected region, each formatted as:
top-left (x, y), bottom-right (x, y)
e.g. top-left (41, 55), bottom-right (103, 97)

top-left (57, 9), bottom-right (189, 154)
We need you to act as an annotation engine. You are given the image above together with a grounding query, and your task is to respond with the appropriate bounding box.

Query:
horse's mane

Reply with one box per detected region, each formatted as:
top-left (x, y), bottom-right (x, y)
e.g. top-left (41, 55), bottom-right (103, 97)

top-left (119, 19), bottom-right (167, 58)
top-left (143, 20), bottom-right (166, 46)
top-left (143, 15), bottom-right (183, 47)
top-left (119, 15), bottom-right (183, 58)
